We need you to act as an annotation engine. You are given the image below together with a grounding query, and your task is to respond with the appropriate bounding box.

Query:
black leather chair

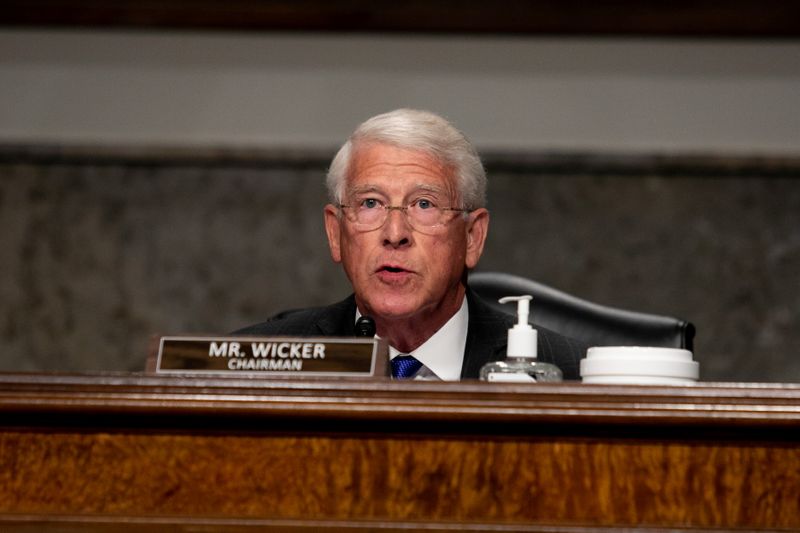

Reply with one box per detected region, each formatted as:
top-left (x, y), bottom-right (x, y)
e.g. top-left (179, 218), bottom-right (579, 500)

top-left (469, 271), bottom-right (695, 351)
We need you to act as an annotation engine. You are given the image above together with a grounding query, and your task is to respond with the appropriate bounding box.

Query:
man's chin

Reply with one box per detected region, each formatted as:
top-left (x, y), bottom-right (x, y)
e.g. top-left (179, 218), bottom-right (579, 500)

top-left (359, 296), bottom-right (422, 322)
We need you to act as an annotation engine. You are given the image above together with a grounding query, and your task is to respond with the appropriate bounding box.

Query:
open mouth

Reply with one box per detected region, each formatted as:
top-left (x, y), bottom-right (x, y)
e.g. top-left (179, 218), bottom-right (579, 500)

top-left (378, 264), bottom-right (410, 275)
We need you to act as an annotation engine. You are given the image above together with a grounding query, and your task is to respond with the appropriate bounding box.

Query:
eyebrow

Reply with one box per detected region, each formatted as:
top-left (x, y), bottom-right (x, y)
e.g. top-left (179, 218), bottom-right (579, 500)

top-left (347, 183), bottom-right (448, 197)
top-left (347, 185), bottom-right (383, 196)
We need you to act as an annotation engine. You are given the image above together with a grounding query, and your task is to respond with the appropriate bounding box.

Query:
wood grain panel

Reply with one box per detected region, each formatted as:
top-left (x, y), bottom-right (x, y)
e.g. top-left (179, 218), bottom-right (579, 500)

top-left (2, 374), bottom-right (800, 528)
top-left (2, 430), bottom-right (799, 527)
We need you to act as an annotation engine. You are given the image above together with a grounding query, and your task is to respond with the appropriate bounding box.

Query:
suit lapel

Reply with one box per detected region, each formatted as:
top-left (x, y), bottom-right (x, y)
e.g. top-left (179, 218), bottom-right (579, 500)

top-left (318, 291), bottom-right (510, 378)
top-left (461, 289), bottom-right (512, 379)
top-left (314, 295), bottom-right (358, 336)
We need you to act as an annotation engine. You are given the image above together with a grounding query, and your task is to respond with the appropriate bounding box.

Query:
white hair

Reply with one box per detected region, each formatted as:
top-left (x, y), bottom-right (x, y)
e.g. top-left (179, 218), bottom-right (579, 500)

top-left (326, 109), bottom-right (487, 210)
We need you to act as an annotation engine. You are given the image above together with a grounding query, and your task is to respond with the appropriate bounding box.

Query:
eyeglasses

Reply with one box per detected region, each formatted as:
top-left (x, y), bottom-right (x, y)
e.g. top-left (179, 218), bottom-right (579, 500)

top-left (338, 198), bottom-right (470, 233)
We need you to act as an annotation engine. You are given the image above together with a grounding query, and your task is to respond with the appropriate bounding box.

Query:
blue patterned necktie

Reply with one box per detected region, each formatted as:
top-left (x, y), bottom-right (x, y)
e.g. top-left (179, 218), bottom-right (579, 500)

top-left (391, 354), bottom-right (423, 379)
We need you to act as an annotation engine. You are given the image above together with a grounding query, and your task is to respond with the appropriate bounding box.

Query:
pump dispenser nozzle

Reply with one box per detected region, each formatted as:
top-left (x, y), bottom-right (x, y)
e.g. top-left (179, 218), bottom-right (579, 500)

top-left (499, 295), bottom-right (532, 327)
top-left (479, 294), bottom-right (563, 382)
top-left (499, 295), bottom-right (537, 359)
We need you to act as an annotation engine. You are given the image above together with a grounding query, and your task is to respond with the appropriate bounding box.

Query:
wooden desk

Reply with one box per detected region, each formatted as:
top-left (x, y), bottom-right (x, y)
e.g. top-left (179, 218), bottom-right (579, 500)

top-left (1, 373), bottom-right (799, 531)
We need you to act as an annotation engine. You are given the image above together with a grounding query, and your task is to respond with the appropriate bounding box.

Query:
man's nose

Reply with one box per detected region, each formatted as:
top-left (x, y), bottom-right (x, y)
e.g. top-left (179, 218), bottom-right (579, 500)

top-left (382, 207), bottom-right (412, 247)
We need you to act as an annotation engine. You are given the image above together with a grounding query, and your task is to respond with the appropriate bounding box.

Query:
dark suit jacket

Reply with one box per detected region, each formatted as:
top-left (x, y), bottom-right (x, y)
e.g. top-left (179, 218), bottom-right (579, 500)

top-left (235, 289), bottom-right (585, 380)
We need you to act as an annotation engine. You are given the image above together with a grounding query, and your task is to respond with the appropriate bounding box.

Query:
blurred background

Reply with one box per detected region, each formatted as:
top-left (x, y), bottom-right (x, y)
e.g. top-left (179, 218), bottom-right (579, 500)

top-left (1, 2), bottom-right (799, 381)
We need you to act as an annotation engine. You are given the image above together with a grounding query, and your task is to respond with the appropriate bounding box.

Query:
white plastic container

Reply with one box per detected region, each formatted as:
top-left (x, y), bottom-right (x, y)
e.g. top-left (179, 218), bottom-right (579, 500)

top-left (580, 346), bottom-right (699, 385)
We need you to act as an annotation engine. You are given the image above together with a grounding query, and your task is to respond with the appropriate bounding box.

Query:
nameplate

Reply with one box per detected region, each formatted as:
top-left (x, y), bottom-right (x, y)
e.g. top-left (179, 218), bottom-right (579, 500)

top-left (154, 336), bottom-right (387, 378)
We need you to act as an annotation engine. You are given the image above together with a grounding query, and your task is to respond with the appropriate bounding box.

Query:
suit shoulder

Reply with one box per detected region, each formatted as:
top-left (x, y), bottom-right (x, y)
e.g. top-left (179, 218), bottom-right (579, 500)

top-left (232, 308), bottom-right (319, 336)
top-left (232, 295), bottom-right (356, 337)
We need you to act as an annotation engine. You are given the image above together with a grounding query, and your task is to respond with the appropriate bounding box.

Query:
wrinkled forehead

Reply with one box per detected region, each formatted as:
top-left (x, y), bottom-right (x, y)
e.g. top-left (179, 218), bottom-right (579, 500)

top-left (345, 142), bottom-right (459, 198)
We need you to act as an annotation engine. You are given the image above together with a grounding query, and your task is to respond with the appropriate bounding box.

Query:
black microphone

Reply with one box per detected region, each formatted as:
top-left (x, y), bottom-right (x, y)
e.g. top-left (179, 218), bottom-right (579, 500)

top-left (354, 316), bottom-right (376, 337)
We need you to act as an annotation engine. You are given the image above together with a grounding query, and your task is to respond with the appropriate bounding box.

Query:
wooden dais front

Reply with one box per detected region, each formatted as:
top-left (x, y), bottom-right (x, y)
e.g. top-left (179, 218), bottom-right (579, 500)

top-left (0, 373), bottom-right (799, 531)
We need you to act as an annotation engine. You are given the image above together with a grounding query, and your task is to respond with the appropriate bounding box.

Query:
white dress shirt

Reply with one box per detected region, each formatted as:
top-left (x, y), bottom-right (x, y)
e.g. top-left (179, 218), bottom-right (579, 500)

top-left (356, 296), bottom-right (469, 381)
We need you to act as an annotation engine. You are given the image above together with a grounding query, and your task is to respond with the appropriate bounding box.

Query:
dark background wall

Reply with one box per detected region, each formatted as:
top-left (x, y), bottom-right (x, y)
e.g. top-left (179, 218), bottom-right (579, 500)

top-left (1, 146), bottom-right (798, 382)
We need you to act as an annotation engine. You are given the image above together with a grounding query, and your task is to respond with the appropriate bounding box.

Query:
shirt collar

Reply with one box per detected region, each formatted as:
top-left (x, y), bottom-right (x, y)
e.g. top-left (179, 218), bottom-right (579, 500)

top-left (356, 296), bottom-right (469, 381)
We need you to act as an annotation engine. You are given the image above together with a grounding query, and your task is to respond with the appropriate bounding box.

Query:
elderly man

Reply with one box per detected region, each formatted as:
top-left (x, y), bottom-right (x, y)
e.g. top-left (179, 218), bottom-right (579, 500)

top-left (238, 109), bottom-right (584, 380)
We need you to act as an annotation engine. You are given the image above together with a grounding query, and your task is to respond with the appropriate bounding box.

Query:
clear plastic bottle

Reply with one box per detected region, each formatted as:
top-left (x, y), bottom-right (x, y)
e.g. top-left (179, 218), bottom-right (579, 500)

top-left (479, 356), bottom-right (563, 382)
top-left (479, 295), bottom-right (563, 383)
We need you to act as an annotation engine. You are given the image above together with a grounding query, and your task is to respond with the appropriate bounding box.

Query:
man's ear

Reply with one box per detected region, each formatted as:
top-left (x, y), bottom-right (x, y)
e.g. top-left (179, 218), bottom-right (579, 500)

top-left (324, 204), bottom-right (343, 263)
top-left (465, 208), bottom-right (489, 269)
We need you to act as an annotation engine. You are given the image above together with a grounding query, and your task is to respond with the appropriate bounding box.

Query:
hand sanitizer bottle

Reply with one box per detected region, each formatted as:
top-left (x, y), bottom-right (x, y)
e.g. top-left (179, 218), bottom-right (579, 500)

top-left (479, 295), bottom-right (563, 383)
